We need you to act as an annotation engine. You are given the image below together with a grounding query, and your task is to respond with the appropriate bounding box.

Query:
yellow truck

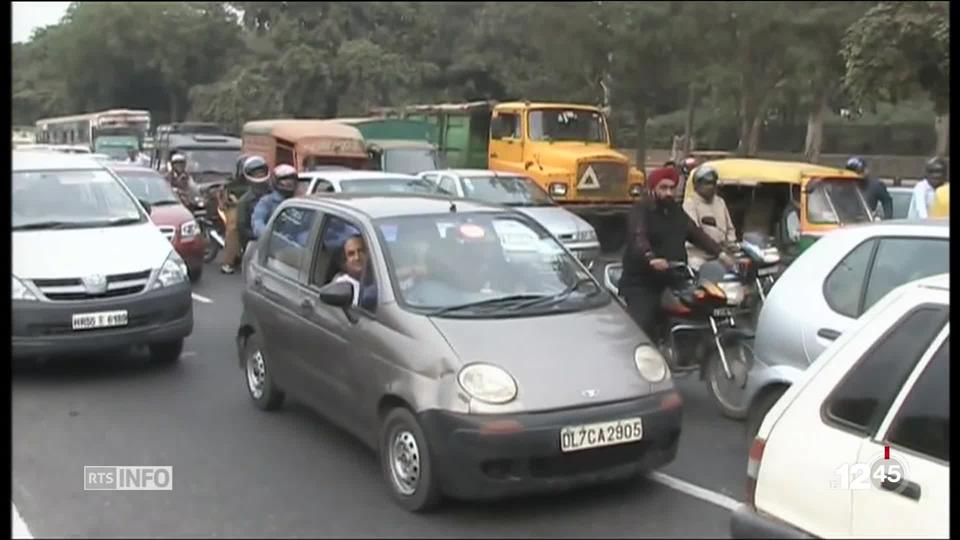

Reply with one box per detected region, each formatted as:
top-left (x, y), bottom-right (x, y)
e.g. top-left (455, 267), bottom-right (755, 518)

top-left (373, 100), bottom-right (645, 250)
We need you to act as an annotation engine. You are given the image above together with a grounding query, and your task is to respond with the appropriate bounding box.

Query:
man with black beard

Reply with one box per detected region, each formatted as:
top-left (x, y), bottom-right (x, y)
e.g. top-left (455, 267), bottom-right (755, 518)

top-left (619, 167), bottom-right (736, 340)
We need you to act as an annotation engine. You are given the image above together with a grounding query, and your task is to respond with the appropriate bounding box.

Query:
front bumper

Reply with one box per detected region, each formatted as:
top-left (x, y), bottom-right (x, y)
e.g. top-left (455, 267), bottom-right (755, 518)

top-left (13, 282), bottom-right (193, 359)
top-left (419, 392), bottom-right (682, 500)
top-left (730, 503), bottom-right (815, 539)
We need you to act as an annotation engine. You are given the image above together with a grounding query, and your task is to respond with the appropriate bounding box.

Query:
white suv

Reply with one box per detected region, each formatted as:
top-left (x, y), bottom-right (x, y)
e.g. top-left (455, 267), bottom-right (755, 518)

top-left (732, 273), bottom-right (949, 538)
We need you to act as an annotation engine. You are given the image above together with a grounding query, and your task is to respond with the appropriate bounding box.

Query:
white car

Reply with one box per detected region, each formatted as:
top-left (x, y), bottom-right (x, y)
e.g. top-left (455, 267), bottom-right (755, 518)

top-left (417, 169), bottom-right (601, 268)
top-left (733, 273), bottom-right (949, 539)
top-left (297, 170), bottom-right (439, 197)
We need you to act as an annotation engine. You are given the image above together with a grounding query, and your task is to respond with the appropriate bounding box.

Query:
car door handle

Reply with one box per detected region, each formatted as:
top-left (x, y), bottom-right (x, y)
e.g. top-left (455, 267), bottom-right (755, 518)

top-left (817, 328), bottom-right (841, 341)
top-left (881, 478), bottom-right (922, 501)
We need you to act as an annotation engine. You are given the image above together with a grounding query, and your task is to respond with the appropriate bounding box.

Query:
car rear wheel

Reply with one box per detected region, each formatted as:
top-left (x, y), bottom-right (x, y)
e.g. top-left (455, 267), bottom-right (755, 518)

top-left (244, 333), bottom-right (284, 411)
top-left (149, 339), bottom-right (183, 364)
top-left (379, 407), bottom-right (441, 512)
top-left (746, 385), bottom-right (787, 445)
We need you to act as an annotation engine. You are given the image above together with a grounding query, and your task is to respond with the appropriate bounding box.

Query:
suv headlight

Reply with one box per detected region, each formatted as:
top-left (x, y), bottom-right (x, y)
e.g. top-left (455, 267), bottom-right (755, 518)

top-left (577, 229), bottom-right (597, 242)
top-left (152, 251), bottom-right (188, 289)
top-left (549, 183), bottom-right (568, 197)
top-left (180, 220), bottom-right (199, 238)
top-left (457, 363), bottom-right (518, 404)
top-left (13, 275), bottom-right (38, 301)
top-left (634, 345), bottom-right (668, 382)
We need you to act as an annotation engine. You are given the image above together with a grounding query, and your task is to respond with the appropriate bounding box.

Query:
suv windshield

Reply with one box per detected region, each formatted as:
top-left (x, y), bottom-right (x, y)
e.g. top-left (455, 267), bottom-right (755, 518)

top-left (375, 212), bottom-right (607, 317)
top-left (461, 175), bottom-right (554, 207)
top-left (13, 169), bottom-right (147, 230)
top-left (113, 169), bottom-right (181, 206)
top-left (807, 179), bottom-right (872, 225)
top-left (339, 178), bottom-right (439, 195)
top-left (528, 108), bottom-right (608, 143)
top-left (178, 149), bottom-right (238, 175)
top-left (382, 148), bottom-right (440, 175)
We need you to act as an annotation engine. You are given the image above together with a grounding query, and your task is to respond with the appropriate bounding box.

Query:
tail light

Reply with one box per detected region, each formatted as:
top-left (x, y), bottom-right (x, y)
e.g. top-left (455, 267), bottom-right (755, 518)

top-left (745, 437), bottom-right (766, 506)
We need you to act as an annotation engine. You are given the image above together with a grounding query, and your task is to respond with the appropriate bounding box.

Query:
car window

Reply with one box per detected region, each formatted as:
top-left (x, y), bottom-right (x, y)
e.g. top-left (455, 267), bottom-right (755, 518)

top-left (823, 306), bottom-right (948, 436)
top-left (491, 113), bottom-right (521, 140)
top-left (309, 179), bottom-right (335, 194)
top-left (823, 239), bottom-right (876, 318)
top-left (309, 214), bottom-right (377, 310)
top-left (863, 238), bottom-right (949, 312)
top-left (884, 336), bottom-right (949, 463)
top-left (264, 207), bottom-right (318, 282)
top-left (438, 176), bottom-right (458, 196)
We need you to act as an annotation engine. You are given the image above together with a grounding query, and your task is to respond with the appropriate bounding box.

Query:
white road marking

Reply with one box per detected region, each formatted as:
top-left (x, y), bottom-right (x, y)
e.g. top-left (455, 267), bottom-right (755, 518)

top-left (647, 471), bottom-right (741, 512)
top-left (191, 293), bottom-right (213, 304)
top-left (12, 502), bottom-right (33, 539)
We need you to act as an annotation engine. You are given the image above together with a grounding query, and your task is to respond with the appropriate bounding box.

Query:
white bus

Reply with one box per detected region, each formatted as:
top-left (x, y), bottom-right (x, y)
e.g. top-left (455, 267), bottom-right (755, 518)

top-left (35, 109), bottom-right (152, 158)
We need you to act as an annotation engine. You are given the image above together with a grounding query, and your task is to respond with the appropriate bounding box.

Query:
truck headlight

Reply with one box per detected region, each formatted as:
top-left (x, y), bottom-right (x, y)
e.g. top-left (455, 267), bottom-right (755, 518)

top-left (180, 220), bottom-right (199, 239)
top-left (629, 184), bottom-right (645, 196)
top-left (457, 363), bottom-right (518, 404)
top-left (13, 275), bottom-right (38, 301)
top-left (634, 345), bottom-right (668, 382)
top-left (549, 183), bottom-right (568, 197)
top-left (152, 251), bottom-right (188, 289)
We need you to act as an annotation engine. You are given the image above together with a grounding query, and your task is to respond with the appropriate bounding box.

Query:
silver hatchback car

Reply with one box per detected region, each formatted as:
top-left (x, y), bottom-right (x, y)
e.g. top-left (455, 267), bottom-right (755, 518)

top-left (237, 194), bottom-right (682, 511)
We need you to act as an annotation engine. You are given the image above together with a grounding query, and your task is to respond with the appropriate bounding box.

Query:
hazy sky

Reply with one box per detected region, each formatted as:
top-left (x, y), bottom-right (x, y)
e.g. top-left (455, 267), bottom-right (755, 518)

top-left (12, 1), bottom-right (71, 43)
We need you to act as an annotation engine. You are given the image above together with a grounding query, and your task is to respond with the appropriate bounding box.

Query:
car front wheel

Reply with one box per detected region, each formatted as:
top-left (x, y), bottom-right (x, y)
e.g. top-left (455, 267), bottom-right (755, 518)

top-left (244, 333), bottom-right (284, 411)
top-left (379, 407), bottom-right (441, 512)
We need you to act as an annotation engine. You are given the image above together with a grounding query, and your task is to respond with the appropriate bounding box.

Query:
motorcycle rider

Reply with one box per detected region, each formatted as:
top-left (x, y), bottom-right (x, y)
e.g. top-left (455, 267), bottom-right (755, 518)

top-left (683, 166), bottom-right (737, 270)
top-left (908, 157), bottom-right (948, 219)
top-left (845, 156), bottom-right (893, 219)
top-left (236, 156), bottom-right (271, 247)
top-left (619, 166), bottom-right (736, 340)
top-left (216, 155), bottom-right (254, 275)
top-left (251, 164), bottom-right (299, 240)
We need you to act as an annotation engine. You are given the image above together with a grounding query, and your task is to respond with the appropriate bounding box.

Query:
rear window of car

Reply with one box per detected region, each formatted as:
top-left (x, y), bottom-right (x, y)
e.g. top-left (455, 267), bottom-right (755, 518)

top-left (884, 336), bottom-right (949, 463)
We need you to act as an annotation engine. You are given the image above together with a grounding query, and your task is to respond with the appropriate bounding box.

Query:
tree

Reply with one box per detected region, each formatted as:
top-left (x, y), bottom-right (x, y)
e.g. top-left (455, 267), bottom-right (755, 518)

top-left (842, 1), bottom-right (950, 156)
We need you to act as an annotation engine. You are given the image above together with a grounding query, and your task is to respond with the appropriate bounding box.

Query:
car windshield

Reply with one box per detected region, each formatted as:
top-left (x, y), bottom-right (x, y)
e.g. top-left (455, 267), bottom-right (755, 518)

top-left (179, 149), bottom-right (238, 175)
top-left (528, 108), bottom-right (608, 143)
top-left (113, 169), bottom-right (180, 206)
top-left (461, 176), bottom-right (555, 207)
top-left (13, 169), bottom-right (147, 230)
top-left (382, 148), bottom-right (440, 175)
top-left (95, 137), bottom-right (138, 160)
top-left (375, 212), bottom-right (607, 317)
top-left (339, 178), bottom-right (439, 195)
top-left (807, 179), bottom-right (872, 225)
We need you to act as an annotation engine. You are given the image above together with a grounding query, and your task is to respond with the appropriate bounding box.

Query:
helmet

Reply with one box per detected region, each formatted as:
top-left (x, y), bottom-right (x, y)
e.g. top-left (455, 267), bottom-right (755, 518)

top-left (242, 156), bottom-right (270, 184)
top-left (845, 156), bottom-right (867, 174)
top-left (272, 164), bottom-right (298, 196)
top-left (926, 157), bottom-right (947, 180)
top-left (692, 166), bottom-right (719, 187)
top-left (170, 153), bottom-right (186, 164)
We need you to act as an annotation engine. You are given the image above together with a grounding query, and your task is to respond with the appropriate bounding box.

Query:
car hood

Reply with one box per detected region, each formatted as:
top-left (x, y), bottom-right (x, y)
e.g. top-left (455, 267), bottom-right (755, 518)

top-left (150, 203), bottom-right (194, 225)
top-left (428, 302), bottom-right (656, 412)
top-left (513, 206), bottom-right (594, 238)
top-left (13, 222), bottom-right (173, 279)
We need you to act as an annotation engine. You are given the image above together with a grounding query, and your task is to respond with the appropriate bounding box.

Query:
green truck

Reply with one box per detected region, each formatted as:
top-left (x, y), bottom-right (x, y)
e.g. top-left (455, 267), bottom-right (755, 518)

top-left (335, 117), bottom-right (443, 174)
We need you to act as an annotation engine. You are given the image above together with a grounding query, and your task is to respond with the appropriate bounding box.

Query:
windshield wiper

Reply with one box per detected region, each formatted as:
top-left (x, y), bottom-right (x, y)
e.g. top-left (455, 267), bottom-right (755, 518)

top-left (105, 216), bottom-right (143, 226)
top-left (151, 200), bottom-right (180, 206)
top-left (427, 294), bottom-right (549, 316)
top-left (12, 220), bottom-right (75, 231)
top-left (509, 276), bottom-right (601, 311)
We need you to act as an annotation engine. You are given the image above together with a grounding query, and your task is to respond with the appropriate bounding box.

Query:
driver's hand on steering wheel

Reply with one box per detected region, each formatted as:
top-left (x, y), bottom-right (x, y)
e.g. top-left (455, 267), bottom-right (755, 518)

top-left (649, 258), bottom-right (669, 271)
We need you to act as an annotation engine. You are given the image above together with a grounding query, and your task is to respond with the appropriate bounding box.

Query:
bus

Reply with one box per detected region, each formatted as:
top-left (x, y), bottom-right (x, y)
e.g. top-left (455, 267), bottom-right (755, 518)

top-left (35, 109), bottom-right (152, 159)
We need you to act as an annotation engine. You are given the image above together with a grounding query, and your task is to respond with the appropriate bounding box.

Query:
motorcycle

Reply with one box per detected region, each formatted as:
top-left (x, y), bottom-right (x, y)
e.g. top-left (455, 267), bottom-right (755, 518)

top-left (174, 184), bottom-right (223, 263)
top-left (604, 258), bottom-right (756, 419)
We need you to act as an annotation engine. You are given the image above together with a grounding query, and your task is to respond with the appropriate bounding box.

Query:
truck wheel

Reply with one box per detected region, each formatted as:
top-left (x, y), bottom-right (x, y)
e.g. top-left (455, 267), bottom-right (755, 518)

top-left (379, 407), bottom-right (441, 512)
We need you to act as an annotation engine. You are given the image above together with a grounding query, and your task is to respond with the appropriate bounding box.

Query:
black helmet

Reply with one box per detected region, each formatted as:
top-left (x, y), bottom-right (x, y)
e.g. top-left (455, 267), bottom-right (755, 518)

top-left (845, 156), bottom-right (867, 174)
top-left (242, 156), bottom-right (270, 185)
top-left (926, 157), bottom-right (947, 180)
top-left (693, 166), bottom-right (719, 187)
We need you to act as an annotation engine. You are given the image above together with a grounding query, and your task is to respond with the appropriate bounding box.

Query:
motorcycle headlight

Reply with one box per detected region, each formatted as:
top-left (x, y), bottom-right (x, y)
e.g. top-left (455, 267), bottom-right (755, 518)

top-left (457, 363), bottom-right (518, 404)
top-left (549, 182), bottom-right (568, 197)
top-left (634, 345), bottom-right (668, 383)
top-left (13, 275), bottom-right (38, 301)
top-left (717, 281), bottom-right (745, 306)
top-left (180, 220), bottom-right (198, 238)
top-left (152, 251), bottom-right (188, 289)
top-left (577, 228), bottom-right (598, 242)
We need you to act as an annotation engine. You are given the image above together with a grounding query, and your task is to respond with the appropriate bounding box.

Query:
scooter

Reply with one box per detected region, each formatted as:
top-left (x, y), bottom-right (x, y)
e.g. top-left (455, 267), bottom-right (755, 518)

top-left (604, 259), bottom-right (756, 419)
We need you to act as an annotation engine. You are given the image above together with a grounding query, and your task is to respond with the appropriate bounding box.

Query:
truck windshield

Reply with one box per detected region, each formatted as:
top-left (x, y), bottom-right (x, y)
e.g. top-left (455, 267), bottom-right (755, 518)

top-left (528, 109), bottom-right (607, 143)
top-left (383, 148), bottom-right (440, 175)
top-left (461, 176), bottom-right (555, 207)
top-left (179, 149), bottom-right (239, 175)
top-left (807, 179), bottom-right (872, 225)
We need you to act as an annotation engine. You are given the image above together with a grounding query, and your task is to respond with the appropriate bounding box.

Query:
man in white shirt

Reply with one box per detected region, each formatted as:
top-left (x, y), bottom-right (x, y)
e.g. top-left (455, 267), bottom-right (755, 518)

top-left (334, 235), bottom-right (369, 307)
top-left (908, 157), bottom-right (948, 219)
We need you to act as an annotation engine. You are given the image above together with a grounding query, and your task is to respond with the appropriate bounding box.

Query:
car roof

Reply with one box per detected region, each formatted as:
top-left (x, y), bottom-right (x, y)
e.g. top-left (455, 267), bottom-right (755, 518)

top-left (423, 169), bottom-right (531, 178)
top-left (299, 171), bottom-right (419, 181)
top-left (366, 139), bottom-right (435, 150)
top-left (108, 164), bottom-right (162, 175)
top-left (13, 150), bottom-right (104, 172)
top-left (298, 193), bottom-right (506, 219)
top-left (821, 219), bottom-right (950, 243)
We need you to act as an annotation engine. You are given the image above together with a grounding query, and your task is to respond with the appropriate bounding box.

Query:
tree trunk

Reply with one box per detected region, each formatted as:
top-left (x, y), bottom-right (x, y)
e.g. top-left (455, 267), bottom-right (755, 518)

top-left (324, 95), bottom-right (339, 119)
top-left (634, 102), bottom-right (648, 173)
top-left (934, 112), bottom-right (949, 157)
top-left (682, 82), bottom-right (697, 155)
top-left (737, 89), bottom-right (756, 156)
top-left (747, 115), bottom-right (762, 156)
top-left (803, 90), bottom-right (827, 163)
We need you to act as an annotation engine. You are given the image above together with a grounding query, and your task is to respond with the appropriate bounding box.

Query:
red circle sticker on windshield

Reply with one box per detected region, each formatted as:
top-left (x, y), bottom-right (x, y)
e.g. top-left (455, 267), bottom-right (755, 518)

top-left (458, 224), bottom-right (486, 239)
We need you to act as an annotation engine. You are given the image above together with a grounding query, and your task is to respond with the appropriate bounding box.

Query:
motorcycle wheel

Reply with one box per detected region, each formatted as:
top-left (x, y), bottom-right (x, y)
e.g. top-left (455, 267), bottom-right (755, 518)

top-left (202, 226), bottom-right (220, 263)
top-left (704, 339), bottom-right (755, 420)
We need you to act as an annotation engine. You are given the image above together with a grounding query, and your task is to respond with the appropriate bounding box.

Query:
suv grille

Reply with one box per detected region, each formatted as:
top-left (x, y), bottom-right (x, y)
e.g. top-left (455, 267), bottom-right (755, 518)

top-left (32, 270), bottom-right (152, 301)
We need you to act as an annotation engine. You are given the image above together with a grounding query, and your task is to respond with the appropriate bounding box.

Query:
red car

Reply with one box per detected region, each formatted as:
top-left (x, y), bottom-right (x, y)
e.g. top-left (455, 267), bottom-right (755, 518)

top-left (109, 165), bottom-right (206, 281)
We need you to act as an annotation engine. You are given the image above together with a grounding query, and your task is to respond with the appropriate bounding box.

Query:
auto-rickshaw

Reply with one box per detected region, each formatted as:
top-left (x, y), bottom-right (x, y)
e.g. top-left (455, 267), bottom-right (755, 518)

top-left (684, 159), bottom-right (873, 259)
top-left (241, 119), bottom-right (369, 172)
top-left (930, 183), bottom-right (949, 218)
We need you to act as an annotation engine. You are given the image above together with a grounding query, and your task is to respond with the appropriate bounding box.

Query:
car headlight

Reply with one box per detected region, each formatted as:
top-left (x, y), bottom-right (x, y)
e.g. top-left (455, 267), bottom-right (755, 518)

top-left (717, 281), bottom-right (745, 306)
top-left (13, 275), bottom-right (38, 301)
top-left (634, 345), bottom-right (668, 383)
top-left (180, 220), bottom-right (199, 238)
top-left (549, 182), bottom-right (568, 197)
top-left (457, 363), bottom-right (518, 404)
top-left (152, 251), bottom-right (188, 289)
top-left (577, 229), bottom-right (597, 242)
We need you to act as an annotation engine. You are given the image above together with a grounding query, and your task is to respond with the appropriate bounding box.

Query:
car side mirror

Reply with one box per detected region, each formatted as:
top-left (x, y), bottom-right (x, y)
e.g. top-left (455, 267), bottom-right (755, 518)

top-left (318, 280), bottom-right (354, 308)
top-left (138, 198), bottom-right (152, 215)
